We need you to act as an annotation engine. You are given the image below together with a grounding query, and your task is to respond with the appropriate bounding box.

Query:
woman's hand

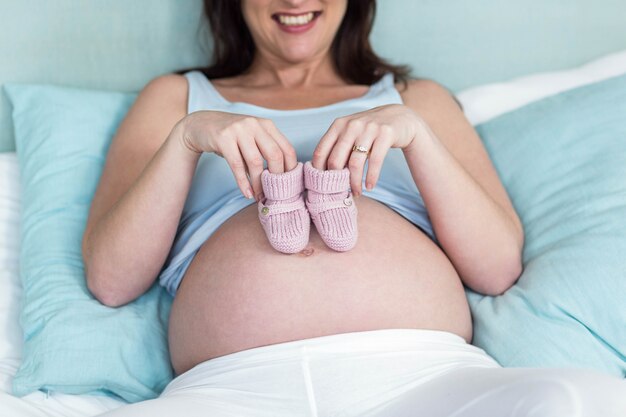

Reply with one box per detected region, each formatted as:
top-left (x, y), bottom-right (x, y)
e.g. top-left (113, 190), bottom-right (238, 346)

top-left (311, 104), bottom-right (423, 196)
top-left (181, 110), bottom-right (297, 201)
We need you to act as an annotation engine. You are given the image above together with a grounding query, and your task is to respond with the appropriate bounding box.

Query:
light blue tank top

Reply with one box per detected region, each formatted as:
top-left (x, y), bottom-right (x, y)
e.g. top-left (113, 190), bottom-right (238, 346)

top-left (157, 70), bottom-right (439, 297)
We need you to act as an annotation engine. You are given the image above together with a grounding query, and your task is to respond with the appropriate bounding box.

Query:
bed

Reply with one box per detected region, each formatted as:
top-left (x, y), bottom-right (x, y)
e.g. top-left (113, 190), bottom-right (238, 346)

top-left (1, 1), bottom-right (626, 416)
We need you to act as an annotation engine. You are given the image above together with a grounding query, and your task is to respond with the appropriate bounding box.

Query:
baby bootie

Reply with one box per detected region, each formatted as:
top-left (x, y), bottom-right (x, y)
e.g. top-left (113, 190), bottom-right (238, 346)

top-left (304, 161), bottom-right (357, 252)
top-left (258, 162), bottom-right (310, 254)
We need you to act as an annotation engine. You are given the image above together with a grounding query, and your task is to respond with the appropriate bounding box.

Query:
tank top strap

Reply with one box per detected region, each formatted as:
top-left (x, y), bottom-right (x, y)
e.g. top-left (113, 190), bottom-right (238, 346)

top-left (379, 72), bottom-right (396, 89)
top-left (373, 72), bottom-right (404, 105)
top-left (183, 70), bottom-right (229, 113)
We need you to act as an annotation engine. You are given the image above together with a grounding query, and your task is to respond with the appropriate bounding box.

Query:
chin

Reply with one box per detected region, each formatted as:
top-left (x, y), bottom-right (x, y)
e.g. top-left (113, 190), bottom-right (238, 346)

top-left (278, 46), bottom-right (321, 64)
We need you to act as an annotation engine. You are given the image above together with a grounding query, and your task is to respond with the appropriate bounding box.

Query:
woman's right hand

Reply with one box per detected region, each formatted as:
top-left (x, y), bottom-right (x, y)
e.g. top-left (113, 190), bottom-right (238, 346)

top-left (179, 110), bottom-right (298, 201)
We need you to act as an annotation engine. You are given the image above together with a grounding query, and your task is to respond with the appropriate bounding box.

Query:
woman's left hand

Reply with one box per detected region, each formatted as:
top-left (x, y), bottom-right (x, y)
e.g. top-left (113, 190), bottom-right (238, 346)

top-left (312, 104), bottom-right (423, 196)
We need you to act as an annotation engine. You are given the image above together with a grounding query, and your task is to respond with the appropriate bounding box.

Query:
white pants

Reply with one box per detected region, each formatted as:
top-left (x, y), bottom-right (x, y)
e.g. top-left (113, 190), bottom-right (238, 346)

top-left (97, 328), bottom-right (626, 417)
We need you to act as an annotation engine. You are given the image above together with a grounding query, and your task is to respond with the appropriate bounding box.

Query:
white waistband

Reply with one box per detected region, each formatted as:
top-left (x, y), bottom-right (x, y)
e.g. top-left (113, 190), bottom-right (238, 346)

top-left (164, 328), bottom-right (501, 396)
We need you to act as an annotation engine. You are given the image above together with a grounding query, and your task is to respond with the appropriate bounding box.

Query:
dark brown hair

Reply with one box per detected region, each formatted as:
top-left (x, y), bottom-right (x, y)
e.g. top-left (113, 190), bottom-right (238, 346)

top-left (174, 0), bottom-right (412, 89)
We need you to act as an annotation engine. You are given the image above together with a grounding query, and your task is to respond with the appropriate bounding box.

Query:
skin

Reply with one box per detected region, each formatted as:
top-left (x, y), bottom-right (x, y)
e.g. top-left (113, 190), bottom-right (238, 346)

top-left (82, 0), bottom-right (525, 376)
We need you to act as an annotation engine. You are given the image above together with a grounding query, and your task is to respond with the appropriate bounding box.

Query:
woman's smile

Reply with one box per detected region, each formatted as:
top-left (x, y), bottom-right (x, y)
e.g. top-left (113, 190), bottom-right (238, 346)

top-left (241, 0), bottom-right (346, 64)
top-left (272, 11), bottom-right (322, 34)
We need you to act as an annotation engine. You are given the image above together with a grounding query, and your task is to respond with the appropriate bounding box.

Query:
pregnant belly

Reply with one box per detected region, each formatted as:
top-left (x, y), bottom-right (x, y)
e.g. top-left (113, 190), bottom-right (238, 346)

top-left (168, 196), bottom-right (472, 376)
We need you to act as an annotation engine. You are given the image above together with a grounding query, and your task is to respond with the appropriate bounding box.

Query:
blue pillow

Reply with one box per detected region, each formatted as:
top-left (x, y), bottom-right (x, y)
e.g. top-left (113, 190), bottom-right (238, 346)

top-left (3, 83), bottom-right (174, 402)
top-left (466, 73), bottom-right (626, 378)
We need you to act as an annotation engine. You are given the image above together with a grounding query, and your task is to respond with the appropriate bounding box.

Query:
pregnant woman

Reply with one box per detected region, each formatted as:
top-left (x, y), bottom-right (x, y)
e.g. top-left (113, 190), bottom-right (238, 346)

top-left (82, 0), bottom-right (626, 416)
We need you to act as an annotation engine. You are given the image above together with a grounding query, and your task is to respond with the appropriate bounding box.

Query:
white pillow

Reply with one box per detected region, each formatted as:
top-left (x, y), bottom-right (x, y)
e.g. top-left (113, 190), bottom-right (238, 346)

top-left (0, 152), bottom-right (22, 393)
top-left (457, 48), bottom-right (626, 125)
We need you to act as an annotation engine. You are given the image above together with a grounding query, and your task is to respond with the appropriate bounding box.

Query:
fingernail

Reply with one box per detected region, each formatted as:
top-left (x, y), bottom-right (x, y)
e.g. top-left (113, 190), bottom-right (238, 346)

top-left (245, 189), bottom-right (253, 199)
top-left (366, 183), bottom-right (373, 190)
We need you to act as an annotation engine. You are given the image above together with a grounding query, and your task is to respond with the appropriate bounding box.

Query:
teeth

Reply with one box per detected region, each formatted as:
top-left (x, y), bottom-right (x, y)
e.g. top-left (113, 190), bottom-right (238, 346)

top-left (277, 12), bottom-right (314, 26)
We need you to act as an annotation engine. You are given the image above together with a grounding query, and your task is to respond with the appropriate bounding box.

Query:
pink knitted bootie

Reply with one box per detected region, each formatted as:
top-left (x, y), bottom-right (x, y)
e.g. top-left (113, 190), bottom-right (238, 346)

top-left (258, 162), bottom-right (310, 254)
top-left (304, 161), bottom-right (357, 252)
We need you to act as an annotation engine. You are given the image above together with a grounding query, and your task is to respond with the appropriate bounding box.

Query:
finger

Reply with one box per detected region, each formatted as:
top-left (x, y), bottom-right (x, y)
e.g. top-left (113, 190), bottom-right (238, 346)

top-left (253, 128), bottom-right (285, 174)
top-left (237, 135), bottom-right (269, 200)
top-left (312, 118), bottom-right (345, 170)
top-left (364, 132), bottom-right (393, 192)
top-left (346, 123), bottom-right (378, 196)
top-left (221, 140), bottom-right (255, 199)
top-left (258, 119), bottom-right (298, 171)
top-left (327, 118), bottom-right (368, 170)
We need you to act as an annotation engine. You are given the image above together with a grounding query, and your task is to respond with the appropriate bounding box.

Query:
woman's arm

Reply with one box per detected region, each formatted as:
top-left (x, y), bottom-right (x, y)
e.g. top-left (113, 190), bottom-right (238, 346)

top-left (82, 74), bottom-right (201, 307)
top-left (83, 75), bottom-right (298, 307)
top-left (312, 79), bottom-right (523, 296)
top-left (400, 79), bottom-right (524, 296)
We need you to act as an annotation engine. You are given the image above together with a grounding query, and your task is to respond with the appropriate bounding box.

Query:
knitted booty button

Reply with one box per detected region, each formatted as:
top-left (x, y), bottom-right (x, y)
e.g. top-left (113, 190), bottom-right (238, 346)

top-left (258, 161), bottom-right (310, 254)
top-left (304, 161), bottom-right (357, 252)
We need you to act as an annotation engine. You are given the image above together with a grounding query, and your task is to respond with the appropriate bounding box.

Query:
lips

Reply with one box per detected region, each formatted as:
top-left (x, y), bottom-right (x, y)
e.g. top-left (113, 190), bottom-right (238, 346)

top-left (271, 11), bottom-right (322, 33)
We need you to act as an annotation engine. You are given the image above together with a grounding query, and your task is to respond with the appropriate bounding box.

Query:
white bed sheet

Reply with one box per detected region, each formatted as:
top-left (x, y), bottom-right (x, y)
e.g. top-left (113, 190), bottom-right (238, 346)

top-left (1, 48), bottom-right (626, 417)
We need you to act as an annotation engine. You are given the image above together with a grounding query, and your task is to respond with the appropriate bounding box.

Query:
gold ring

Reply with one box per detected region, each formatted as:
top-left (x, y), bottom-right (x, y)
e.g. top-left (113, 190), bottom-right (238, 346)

top-left (352, 144), bottom-right (369, 154)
